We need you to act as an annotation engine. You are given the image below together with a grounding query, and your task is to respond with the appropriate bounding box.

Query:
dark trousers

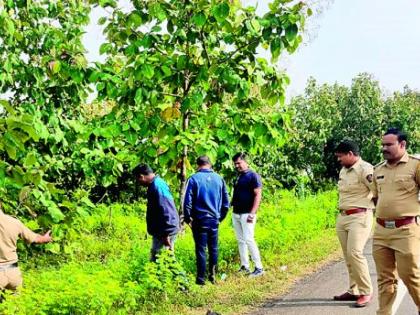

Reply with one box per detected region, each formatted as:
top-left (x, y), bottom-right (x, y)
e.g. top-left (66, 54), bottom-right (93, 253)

top-left (192, 221), bottom-right (219, 284)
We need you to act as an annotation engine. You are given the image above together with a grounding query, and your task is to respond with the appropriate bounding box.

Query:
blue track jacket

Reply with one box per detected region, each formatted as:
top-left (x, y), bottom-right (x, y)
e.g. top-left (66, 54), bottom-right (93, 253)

top-left (183, 169), bottom-right (230, 225)
top-left (146, 176), bottom-right (179, 237)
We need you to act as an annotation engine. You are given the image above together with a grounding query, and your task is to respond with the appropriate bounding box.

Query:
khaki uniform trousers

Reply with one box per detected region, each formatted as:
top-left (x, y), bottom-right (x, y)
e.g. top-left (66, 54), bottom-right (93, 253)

top-left (336, 212), bottom-right (373, 296)
top-left (0, 267), bottom-right (22, 290)
top-left (373, 222), bottom-right (420, 315)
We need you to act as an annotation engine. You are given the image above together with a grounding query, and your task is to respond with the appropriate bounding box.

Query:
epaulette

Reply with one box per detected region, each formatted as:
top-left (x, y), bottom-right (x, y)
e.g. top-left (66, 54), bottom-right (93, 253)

top-left (374, 161), bottom-right (386, 169)
top-left (409, 154), bottom-right (420, 161)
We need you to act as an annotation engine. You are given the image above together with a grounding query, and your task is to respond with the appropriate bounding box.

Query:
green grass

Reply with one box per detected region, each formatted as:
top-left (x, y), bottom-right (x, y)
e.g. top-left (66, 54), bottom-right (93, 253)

top-left (0, 190), bottom-right (341, 315)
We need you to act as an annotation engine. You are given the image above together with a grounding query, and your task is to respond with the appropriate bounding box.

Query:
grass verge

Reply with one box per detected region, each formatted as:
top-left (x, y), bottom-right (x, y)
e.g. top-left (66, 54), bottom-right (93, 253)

top-left (0, 190), bottom-right (340, 314)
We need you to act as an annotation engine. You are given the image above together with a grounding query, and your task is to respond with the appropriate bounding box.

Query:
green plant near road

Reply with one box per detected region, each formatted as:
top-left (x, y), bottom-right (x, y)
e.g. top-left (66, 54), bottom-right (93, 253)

top-left (0, 190), bottom-right (338, 314)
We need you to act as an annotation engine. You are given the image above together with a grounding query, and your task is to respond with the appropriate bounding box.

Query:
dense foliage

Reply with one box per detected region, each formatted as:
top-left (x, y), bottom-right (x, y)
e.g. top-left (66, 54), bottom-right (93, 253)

top-left (0, 0), bottom-right (309, 238)
top-left (91, 0), bottom-right (309, 198)
top-left (270, 73), bottom-right (420, 189)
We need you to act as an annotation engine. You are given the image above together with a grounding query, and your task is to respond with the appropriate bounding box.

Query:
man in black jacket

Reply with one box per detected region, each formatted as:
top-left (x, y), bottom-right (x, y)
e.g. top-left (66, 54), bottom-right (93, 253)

top-left (134, 164), bottom-right (180, 261)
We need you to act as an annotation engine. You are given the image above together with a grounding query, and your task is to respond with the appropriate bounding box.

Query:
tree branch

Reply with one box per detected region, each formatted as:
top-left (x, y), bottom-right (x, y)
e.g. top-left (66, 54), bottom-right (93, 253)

top-left (161, 92), bottom-right (182, 98)
top-left (223, 37), bottom-right (261, 63)
top-left (199, 30), bottom-right (211, 66)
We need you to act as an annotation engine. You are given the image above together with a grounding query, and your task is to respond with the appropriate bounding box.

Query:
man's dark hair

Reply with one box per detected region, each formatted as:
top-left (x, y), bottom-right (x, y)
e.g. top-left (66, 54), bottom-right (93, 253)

top-left (196, 155), bottom-right (211, 166)
top-left (133, 164), bottom-right (154, 177)
top-left (384, 127), bottom-right (408, 144)
top-left (232, 152), bottom-right (247, 162)
top-left (335, 140), bottom-right (360, 156)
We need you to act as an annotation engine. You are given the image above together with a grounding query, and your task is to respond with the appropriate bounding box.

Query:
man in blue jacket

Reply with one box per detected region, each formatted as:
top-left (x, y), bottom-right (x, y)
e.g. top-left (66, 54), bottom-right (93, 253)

top-left (183, 156), bottom-right (230, 285)
top-left (134, 164), bottom-right (180, 262)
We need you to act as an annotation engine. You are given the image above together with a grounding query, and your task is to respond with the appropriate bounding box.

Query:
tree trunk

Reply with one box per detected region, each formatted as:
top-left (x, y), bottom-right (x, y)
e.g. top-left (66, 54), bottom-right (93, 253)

top-left (179, 112), bottom-right (189, 216)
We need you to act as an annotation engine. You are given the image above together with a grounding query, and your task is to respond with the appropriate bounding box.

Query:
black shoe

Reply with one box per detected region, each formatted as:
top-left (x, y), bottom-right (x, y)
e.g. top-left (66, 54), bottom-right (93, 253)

top-left (333, 292), bottom-right (359, 301)
top-left (208, 273), bottom-right (216, 284)
top-left (238, 265), bottom-right (250, 274)
top-left (196, 279), bottom-right (205, 286)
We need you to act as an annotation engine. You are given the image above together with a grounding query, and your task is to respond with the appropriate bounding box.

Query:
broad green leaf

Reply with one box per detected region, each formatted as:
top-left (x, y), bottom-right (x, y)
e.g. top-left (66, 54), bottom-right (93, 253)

top-left (48, 204), bottom-right (65, 223)
top-left (146, 147), bottom-right (157, 158)
top-left (70, 70), bottom-right (84, 83)
top-left (135, 88), bottom-right (143, 104)
top-left (51, 61), bottom-right (61, 74)
top-left (270, 37), bottom-right (283, 60)
top-left (23, 152), bottom-right (37, 168)
top-left (161, 65), bottom-right (172, 77)
top-left (192, 12), bottom-right (207, 27)
top-left (89, 71), bottom-right (101, 82)
top-left (286, 24), bottom-right (298, 42)
top-left (141, 64), bottom-right (155, 79)
top-left (5, 19), bottom-right (15, 35)
top-left (177, 55), bottom-right (188, 70)
top-left (99, 0), bottom-right (117, 8)
top-left (128, 12), bottom-right (142, 27)
top-left (150, 3), bottom-right (166, 21)
top-left (212, 2), bottom-right (230, 23)
top-left (45, 243), bottom-right (61, 254)
top-left (99, 43), bottom-right (112, 55)
top-left (250, 19), bottom-right (261, 32)
top-left (0, 100), bottom-right (16, 115)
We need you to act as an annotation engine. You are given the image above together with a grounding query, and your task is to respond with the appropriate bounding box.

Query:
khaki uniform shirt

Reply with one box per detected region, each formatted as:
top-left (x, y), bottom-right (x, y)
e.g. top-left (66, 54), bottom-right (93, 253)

top-left (372, 153), bottom-right (420, 218)
top-left (0, 212), bottom-right (39, 265)
top-left (338, 158), bottom-right (375, 210)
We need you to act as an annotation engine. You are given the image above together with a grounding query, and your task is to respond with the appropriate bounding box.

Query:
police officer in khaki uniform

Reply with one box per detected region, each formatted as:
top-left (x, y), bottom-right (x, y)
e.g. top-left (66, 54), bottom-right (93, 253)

top-left (0, 208), bottom-right (52, 291)
top-left (333, 140), bottom-right (374, 307)
top-left (372, 128), bottom-right (420, 315)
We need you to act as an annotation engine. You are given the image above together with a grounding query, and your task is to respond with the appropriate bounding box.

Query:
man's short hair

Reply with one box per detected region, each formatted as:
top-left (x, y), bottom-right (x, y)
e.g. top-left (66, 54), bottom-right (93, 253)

top-left (133, 164), bottom-right (154, 177)
top-left (335, 140), bottom-right (360, 156)
top-left (196, 155), bottom-right (211, 166)
top-left (384, 127), bottom-right (408, 145)
top-left (232, 152), bottom-right (247, 162)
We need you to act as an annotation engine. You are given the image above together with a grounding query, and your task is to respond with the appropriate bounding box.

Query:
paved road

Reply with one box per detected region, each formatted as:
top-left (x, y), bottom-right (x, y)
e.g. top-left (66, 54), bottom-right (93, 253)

top-left (250, 239), bottom-right (417, 315)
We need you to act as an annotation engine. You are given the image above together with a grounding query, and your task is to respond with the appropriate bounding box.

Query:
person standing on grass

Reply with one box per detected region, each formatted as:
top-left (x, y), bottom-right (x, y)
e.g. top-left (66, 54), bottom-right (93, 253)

top-left (133, 164), bottom-right (180, 262)
top-left (183, 156), bottom-right (229, 285)
top-left (0, 206), bottom-right (52, 291)
top-left (231, 152), bottom-right (264, 277)
top-left (371, 128), bottom-right (420, 315)
top-left (333, 140), bottom-right (374, 308)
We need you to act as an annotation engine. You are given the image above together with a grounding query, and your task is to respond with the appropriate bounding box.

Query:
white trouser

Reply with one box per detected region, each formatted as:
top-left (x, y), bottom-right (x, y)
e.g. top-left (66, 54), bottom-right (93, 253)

top-left (232, 213), bottom-right (263, 269)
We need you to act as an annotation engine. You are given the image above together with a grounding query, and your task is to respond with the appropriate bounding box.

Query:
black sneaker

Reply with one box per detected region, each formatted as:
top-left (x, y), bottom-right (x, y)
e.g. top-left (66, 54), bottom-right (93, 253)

top-left (249, 268), bottom-right (264, 277)
top-left (196, 279), bottom-right (205, 286)
top-left (238, 265), bottom-right (250, 274)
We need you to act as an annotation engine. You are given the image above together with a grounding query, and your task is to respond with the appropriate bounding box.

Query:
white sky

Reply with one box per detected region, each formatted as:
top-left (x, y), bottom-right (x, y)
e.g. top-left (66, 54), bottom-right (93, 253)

top-left (83, 0), bottom-right (420, 98)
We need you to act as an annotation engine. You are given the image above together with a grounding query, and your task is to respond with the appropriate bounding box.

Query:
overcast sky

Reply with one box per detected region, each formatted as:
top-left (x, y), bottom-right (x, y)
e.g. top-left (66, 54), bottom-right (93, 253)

top-left (84, 0), bottom-right (420, 98)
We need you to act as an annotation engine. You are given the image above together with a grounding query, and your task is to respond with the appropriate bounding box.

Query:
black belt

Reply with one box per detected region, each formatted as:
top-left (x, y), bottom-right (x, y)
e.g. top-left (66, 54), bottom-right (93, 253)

top-left (0, 262), bottom-right (18, 270)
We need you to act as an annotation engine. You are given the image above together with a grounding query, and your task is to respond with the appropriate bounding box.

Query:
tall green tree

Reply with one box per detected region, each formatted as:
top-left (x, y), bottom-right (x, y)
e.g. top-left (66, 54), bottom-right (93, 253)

top-left (285, 77), bottom-right (346, 186)
top-left (0, 0), bottom-right (92, 224)
top-left (384, 86), bottom-right (420, 153)
top-left (335, 73), bottom-right (384, 164)
top-left (91, 0), bottom-right (310, 201)
top-left (283, 73), bottom-right (420, 189)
